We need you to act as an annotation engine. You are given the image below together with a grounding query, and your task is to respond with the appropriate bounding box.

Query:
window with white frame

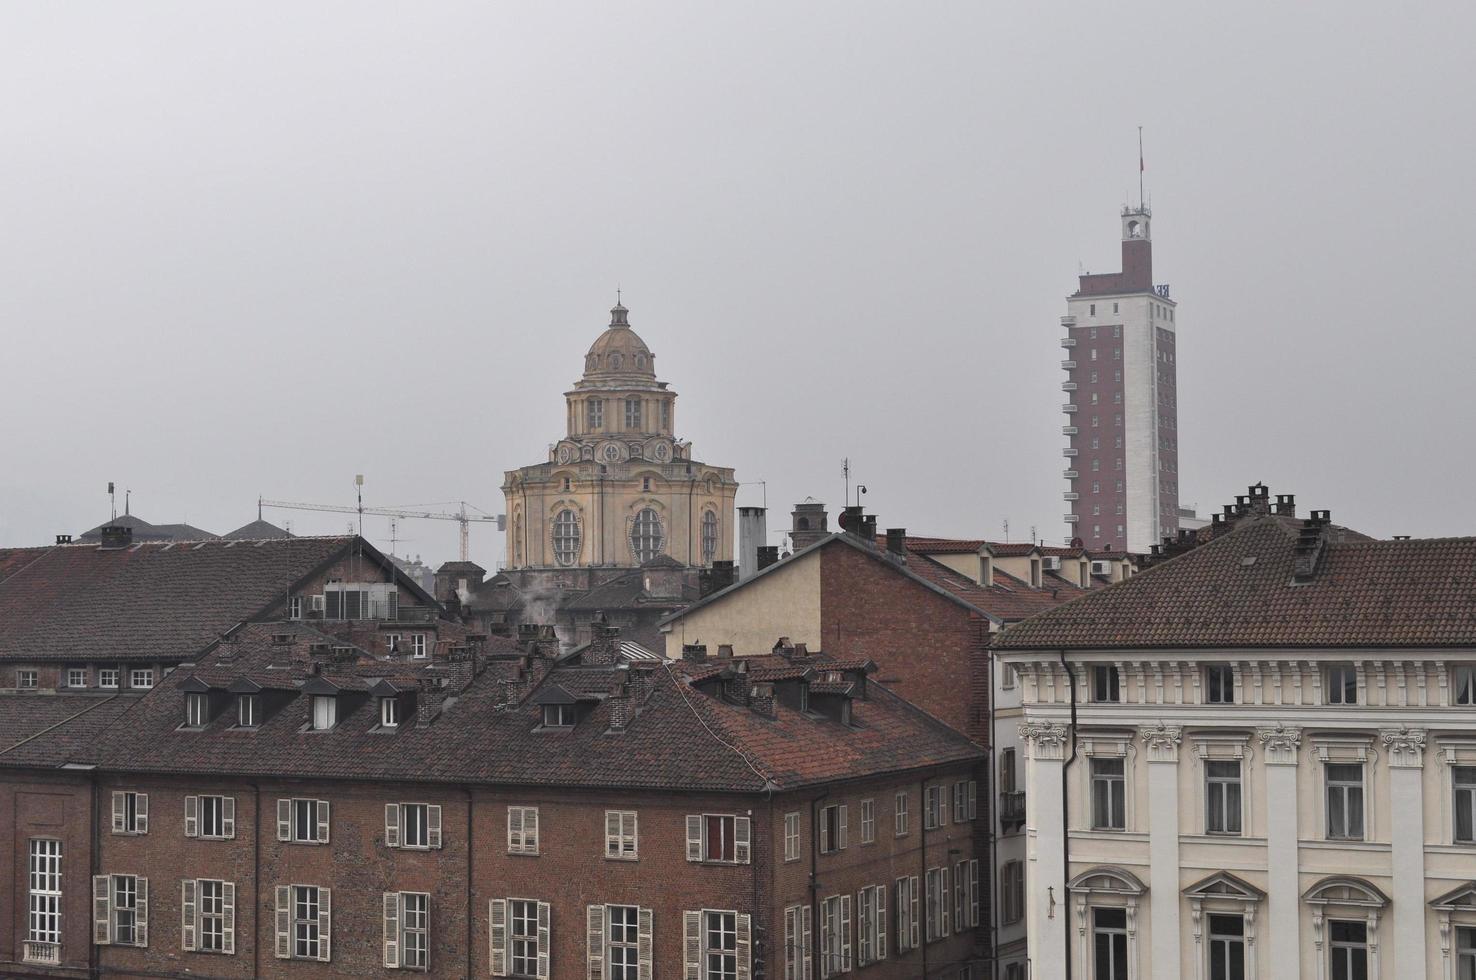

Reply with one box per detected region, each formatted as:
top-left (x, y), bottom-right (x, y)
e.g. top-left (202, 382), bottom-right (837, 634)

top-left (277, 884), bottom-right (330, 961)
top-left (1457, 927), bottom-right (1476, 980)
top-left (1456, 767), bottom-right (1476, 843)
top-left (1325, 664), bottom-right (1358, 705)
top-left (1205, 760), bottom-right (1243, 835)
top-left (512, 901), bottom-right (544, 975)
top-left (489, 898), bottom-right (549, 979)
top-left (952, 780), bottom-right (978, 823)
top-left (924, 867), bottom-right (950, 942)
top-left (1093, 907), bottom-right (1128, 980)
top-left (924, 785), bottom-right (945, 829)
top-left (1204, 664), bottom-right (1234, 704)
top-left (112, 791), bottom-right (148, 835)
top-left (385, 802), bottom-right (442, 850)
top-left (1000, 860), bottom-right (1024, 924)
top-left (624, 398), bottom-right (642, 429)
top-left (18, 669), bottom-right (37, 689)
top-left (131, 669), bottom-right (154, 689)
top-left (1091, 757), bottom-right (1127, 830)
top-left (686, 909), bottom-right (745, 980)
top-left (630, 508), bottom-right (664, 563)
top-left (1325, 764), bottom-right (1365, 841)
top-left (859, 799), bottom-right (875, 844)
top-left (587, 398), bottom-right (604, 429)
top-left (820, 803), bottom-right (848, 854)
top-left (895, 876), bottom-right (920, 953)
top-left (1207, 914), bottom-right (1245, 980)
top-left (185, 692), bottom-right (209, 728)
top-left (28, 838), bottom-right (62, 948)
top-left (592, 904), bottom-right (649, 980)
top-left (819, 894), bottom-right (851, 977)
top-left (605, 810), bottom-right (637, 860)
top-left (380, 696), bottom-right (400, 728)
top-left (1329, 920), bottom-right (1368, 980)
top-left (183, 878), bottom-right (235, 953)
top-left (857, 884), bottom-right (886, 965)
top-left (383, 891), bottom-right (429, 970)
top-left (67, 667), bottom-right (87, 688)
top-left (99, 668), bottom-right (119, 689)
top-left (309, 695), bottom-right (337, 731)
top-left (411, 634), bottom-right (428, 658)
top-left (686, 813), bottom-right (751, 864)
top-left (238, 694), bottom-right (260, 728)
top-left (1455, 665), bottom-right (1476, 705)
top-left (92, 873), bottom-right (148, 946)
top-left (783, 811), bottom-right (801, 861)
top-left (1092, 664), bottom-right (1121, 702)
top-left (784, 904), bottom-right (812, 980)
top-left (508, 806), bottom-right (539, 855)
top-left (278, 798), bottom-right (329, 844)
top-left (1001, 748), bottom-right (1018, 794)
top-left (895, 792), bottom-right (910, 836)
top-left (186, 795), bottom-right (235, 840)
top-left (288, 596), bottom-right (303, 619)
top-left (701, 510), bottom-right (719, 565)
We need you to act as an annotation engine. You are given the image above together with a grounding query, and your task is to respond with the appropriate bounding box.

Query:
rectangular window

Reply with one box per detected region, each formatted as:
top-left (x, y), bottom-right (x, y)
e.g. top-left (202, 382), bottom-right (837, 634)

top-left (288, 596), bottom-right (303, 619)
top-left (193, 878), bottom-right (234, 953)
top-left (28, 838), bottom-right (62, 948)
top-left (292, 886), bottom-right (325, 960)
top-left (625, 398), bottom-right (642, 429)
top-left (384, 891), bottom-right (430, 970)
top-left (238, 695), bottom-right (259, 728)
top-left (186, 795), bottom-right (236, 840)
top-left (403, 803), bottom-right (431, 849)
top-left (1326, 764), bottom-right (1365, 841)
top-left (924, 867), bottom-right (950, 942)
top-left (310, 695), bottom-right (337, 730)
top-left (99, 668), bottom-right (119, 689)
top-left (951, 780), bottom-right (977, 822)
top-left (1457, 927), bottom-right (1476, 980)
top-left (131, 669), bottom-right (154, 689)
top-left (1001, 860), bottom-right (1024, 924)
top-left (1092, 664), bottom-right (1121, 703)
top-left (1205, 760), bottom-right (1243, 835)
top-left (1091, 757), bottom-right (1127, 830)
top-left (1205, 664), bottom-right (1235, 704)
top-left (1094, 907), bottom-right (1128, 980)
top-left (606, 904), bottom-right (642, 980)
top-left (587, 399), bottom-right (604, 429)
top-left (542, 703), bottom-right (575, 728)
top-left (703, 910), bottom-right (738, 980)
top-left (1455, 666), bottom-right (1476, 705)
top-left (925, 786), bottom-right (945, 829)
top-left (895, 792), bottom-right (910, 836)
top-left (277, 798), bottom-right (329, 844)
top-left (686, 814), bottom-right (750, 864)
top-left (860, 799), bottom-right (876, 844)
top-left (185, 692), bottom-right (208, 728)
top-left (67, 668), bottom-right (87, 688)
top-left (110, 874), bottom-right (143, 946)
top-left (819, 894), bottom-right (852, 977)
top-left (895, 876), bottom-right (920, 953)
top-left (784, 905), bottom-right (812, 980)
top-left (1326, 664), bottom-right (1358, 704)
top-left (605, 810), bottom-right (637, 860)
top-left (18, 669), bottom-right (38, 689)
top-left (857, 884), bottom-right (886, 966)
top-left (783, 811), bottom-right (801, 861)
top-left (1329, 920), bottom-right (1368, 980)
top-left (1456, 767), bottom-right (1476, 843)
top-left (508, 806), bottom-right (540, 855)
top-left (411, 634), bottom-right (428, 659)
top-left (112, 791), bottom-right (149, 835)
top-left (1001, 748), bottom-right (1018, 793)
top-left (1208, 914), bottom-right (1245, 980)
top-left (380, 697), bottom-right (399, 728)
top-left (819, 803), bottom-right (848, 854)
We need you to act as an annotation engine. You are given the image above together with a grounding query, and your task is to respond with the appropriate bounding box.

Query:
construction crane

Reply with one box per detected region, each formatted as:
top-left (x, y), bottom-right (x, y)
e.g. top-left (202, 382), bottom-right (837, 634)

top-left (259, 496), bottom-right (503, 562)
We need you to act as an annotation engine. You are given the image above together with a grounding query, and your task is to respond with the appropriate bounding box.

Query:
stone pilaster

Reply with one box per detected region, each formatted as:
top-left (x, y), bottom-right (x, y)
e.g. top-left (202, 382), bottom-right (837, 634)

top-left (1381, 727), bottom-right (1427, 972)
top-left (1021, 722), bottom-right (1069, 979)
top-left (1140, 725), bottom-right (1183, 980)
top-left (1257, 725), bottom-right (1302, 977)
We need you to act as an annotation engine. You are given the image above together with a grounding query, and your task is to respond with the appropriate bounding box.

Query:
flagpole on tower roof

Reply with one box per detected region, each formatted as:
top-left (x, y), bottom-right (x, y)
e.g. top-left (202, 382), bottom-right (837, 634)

top-left (1138, 126), bottom-right (1145, 210)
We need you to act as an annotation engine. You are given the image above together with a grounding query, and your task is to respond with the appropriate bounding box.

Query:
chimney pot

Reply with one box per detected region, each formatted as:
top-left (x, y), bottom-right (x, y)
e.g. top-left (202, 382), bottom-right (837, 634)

top-left (885, 528), bottom-right (907, 556)
top-left (756, 545), bottom-right (780, 570)
top-left (98, 525), bottom-right (133, 550)
top-left (55, 534), bottom-right (72, 545)
top-left (682, 643), bottom-right (708, 662)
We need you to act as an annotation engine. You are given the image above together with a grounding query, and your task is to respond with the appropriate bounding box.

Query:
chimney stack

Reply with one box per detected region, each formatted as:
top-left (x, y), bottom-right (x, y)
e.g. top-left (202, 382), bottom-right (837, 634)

top-left (749, 682), bottom-right (776, 719)
top-left (885, 528), bottom-right (907, 557)
top-left (55, 534), bottom-right (72, 545)
top-left (790, 501), bottom-right (829, 551)
top-left (859, 514), bottom-right (878, 543)
top-left (756, 545), bottom-right (779, 571)
top-left (586, 619), bottom-right (620, 666)
top-left (737, 507), bottom-right (767, 581)
top-left (682, 643), bottom-right (708, 662)
top-left (699, 561), bottom-right (736, 598)
top-left (98, 525), bottom-right (133, 550)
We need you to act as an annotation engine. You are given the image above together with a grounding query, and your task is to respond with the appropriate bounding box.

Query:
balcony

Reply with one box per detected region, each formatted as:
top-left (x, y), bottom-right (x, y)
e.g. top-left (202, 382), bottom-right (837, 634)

top-left (23, 942), bottom-right (60, 966)
top-left (1064, 492), bottom-right (1079, 501)
top-left (1061, 404), bottom-right (1078, 414)
top-left (1061, 382), bottom-right (1077, 391)
top-left (1060, 337), bottom-right (1077, 348)
top-left (1060, 315), bottom-right (1077, 327)
top-left (1061, 359), bottom-right (1077, 370)
top-left (1000, 790), bottom-right (1026, 829)
top-left (1064, 514), bottom-right (1081, 523)
top-left (1062, 449), bottom-right (1079, 458)
top-left (1063, 469), bottom-right (1079, 479)
top-left (1062, 426), bottom-right (1078, 435)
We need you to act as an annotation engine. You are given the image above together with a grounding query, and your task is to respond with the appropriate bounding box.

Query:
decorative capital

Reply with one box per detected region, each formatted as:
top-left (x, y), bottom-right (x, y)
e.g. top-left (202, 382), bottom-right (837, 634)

top-left (1139, 723), bottom-right (1183, 763)
top-left (1257, 725), bottom-right (1303, 765)
top-left (1380, 726), bottom-right (1427, 768)
top-left (1019, 721), bottom-right (1070, 761)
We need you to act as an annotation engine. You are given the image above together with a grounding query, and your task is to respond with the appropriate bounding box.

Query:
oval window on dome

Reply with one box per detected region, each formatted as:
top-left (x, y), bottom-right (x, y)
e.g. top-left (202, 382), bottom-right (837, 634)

top-left (608, 352), bottom-right (623, 370)
top-left (630, 508), bottom-right (665, 563)
top-left (701, 509), bottom-right (719, 565)
top-left (635, 353), bottom-right (647, 369)
top-left (552, 509), bottom-right (581, 567)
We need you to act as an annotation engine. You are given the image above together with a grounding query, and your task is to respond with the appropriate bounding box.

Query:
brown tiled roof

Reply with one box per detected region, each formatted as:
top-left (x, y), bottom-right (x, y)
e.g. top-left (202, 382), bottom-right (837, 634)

top-left (0, 694), bottom-right (141, 765)
top-left (903, 550), bottom-right (1090, 623)
top-left (0, 537), bottom-right (360, 663)
top-left (994, 515), bottom-right (1476, 650)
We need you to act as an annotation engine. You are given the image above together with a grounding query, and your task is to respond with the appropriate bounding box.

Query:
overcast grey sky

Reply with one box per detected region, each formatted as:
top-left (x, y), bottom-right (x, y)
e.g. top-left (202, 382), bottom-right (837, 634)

top-left (3, 2), bottom-right (1473, 567)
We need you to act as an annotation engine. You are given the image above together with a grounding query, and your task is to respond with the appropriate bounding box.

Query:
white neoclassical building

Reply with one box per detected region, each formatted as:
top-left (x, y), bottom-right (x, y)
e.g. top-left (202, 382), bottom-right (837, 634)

top-left (995, 486), bottom-right (1476, 980)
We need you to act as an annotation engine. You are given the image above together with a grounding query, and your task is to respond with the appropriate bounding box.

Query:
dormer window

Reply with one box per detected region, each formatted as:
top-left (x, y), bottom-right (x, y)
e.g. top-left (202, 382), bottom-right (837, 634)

top-left (543, 703), bottom-right (575, 728)
top-left (238, 694), bottom-right (260, 728)
top-left (380, 697), bottom-right (400, 728)
top-left (309, 695), bottom-right (337, 731)
top-left (185, 692), bottom-right (208, 728)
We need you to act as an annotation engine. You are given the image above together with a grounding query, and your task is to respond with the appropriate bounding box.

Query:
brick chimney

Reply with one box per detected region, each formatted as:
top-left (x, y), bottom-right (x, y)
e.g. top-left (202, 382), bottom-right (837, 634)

top-left (1293, 510), bottom-right (1332, 582)
top-left (682, 643), bottom-right (708, 662)
top-left (98, 525), bottom-right (133, 550)
top-left (749, 682), bottom-right (777, 719)
top-left (699, 561), bottom-right (736, 598)
top-left (587, 620), bottom-right (621, 666)
top-left (885, 528), bottom-right (907, 557)
top-left (607, 675), bottom-right (633, 731)
top-left (756, 546), bottom-right (780, 571)
top-left (1274, 493), bottom-right (1297, 517)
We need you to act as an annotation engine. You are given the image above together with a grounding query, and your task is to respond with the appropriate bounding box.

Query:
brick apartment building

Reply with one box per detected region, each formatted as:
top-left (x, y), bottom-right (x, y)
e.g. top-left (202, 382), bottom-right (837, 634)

top-left (0, 618), bottom-right (984, 979)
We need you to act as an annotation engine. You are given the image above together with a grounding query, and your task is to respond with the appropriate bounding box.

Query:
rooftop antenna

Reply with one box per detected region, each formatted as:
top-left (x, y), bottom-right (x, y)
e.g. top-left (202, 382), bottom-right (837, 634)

top-left (108, 481), bottom-right (116, 520)
top-left (355, 474), bottom-right (365, 538)
top-left (842, 458), bottom-right (851, 507)
top-left (125, 489), bottom-right (131, 516)
top-left (1138, 126), bottom-right (1145, 209)
top-left (1002, 518), bottom-right (1010, 543)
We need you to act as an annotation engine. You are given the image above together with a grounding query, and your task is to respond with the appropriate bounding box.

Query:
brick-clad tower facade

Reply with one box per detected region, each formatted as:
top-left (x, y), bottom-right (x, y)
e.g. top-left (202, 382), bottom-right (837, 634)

top-left (1061, 207), bottom-right (1180, 554)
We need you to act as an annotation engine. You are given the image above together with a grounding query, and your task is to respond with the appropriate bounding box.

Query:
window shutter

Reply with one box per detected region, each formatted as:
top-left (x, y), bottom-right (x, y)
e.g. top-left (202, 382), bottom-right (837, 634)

top-left (586, 904), bottom-right (605, 980)
top-left (969, 860), bottom-right (980, 927)
top-left (876, 886), bottom-right (887, 960)
top-left (967, 780), bottom-right (978, 820)
top-left (277, 799), bottom-right (291, 841)
top-left (222, 797), bottom-right (236, 839)
top-left (383, 892), bottom-right (401, 968)
top-left (785, 906), bottom-right (794, 980)
top-left (941, 867), bottom-right (951, 937)
top-left (489, 899), bottom-right (508, 977)
top-left (952, 782), bottom-right (964, 823)
top-left (428, 805), bottom-right (443, 849)
top-left (184, 795), bottom-right (199, 838)
top-left (801, 905), bottom-right (812, 980)
top-left (137, 793), bottom-right (149, 833)
top-left (894, 880), bottom-right (905, 954)
top-left (837, 805), bottom-right (848, 850)
top-left (274, 886), bottom-right (291, 959)
top-left (735, 816), bottom-right (752, 864)
top-left (536, 901), bottom-right (551, 980)
top-left (181, 879), bottom-right (197, 951)
top-left (316, 800), bottom-right (331, 844)
top-left (385, 804), bottom-right (401, 848)
top-left (112, 793), bottom-right (126, 834)
top-left (685, 815), bottom-right (703, 862)
top-left (736, 912), bottom-right (753, 980)
top-left (909, 877), bottom-right (920, 950)
top-left (93, 875), bottom-right (112, 944)
top-left (136, 877), bottom-right (149, 947)
top-left (839, 896), bottom-right (851, 972)
top-left (637, 907), bottom-right (654, 980)
top-left (508, 807), bottom-right (522, 851)
top-left (222, 882), bottom-right (236, 954)
top-left (317, 887), bottom-right (332, 962)
top-left (683, 911), bottom-right (701, 980)
top-left (527, 808), bottom-right (539, 852)
top-left (819, 814), bottom-right (829, 855)
top-left (605, 811), bottom-right (621, 857)
top-left (954, 863), bottom-right (965, 932)
top-left (625, 812), bottom-right (638, 857)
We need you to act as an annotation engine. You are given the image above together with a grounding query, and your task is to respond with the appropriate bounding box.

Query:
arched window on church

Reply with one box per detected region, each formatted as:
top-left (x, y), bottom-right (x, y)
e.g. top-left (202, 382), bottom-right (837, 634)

top-left (701, 510), bottom-right (719, 565)
top-left (552, 510), bottom-right (581, 567)
top-left (630, 508), bottom-right (664, 563)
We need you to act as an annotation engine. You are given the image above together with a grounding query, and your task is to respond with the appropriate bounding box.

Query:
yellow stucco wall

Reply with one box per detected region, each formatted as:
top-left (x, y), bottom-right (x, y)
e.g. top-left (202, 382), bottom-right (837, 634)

top-left (661, 549), bottom-right (822, 658)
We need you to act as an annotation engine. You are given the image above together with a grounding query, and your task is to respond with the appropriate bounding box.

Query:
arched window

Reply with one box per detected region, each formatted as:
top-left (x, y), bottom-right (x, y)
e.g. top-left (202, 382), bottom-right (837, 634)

top-left (701, 510), bottom-right (719, 565)
top-left (552, 510), bottom-right (581, 566)
top-left (630, 508), bottom-right (664, 563)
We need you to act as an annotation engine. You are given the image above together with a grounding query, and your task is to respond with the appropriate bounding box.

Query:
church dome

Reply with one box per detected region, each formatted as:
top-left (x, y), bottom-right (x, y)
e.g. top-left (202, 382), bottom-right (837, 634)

top-left (583, 303), bottom-right (657, 380)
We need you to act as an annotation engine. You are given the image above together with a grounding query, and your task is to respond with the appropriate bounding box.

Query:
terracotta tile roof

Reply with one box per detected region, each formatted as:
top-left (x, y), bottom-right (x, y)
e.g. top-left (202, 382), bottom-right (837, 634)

top-left (994, 515), bottom-right (1476, 650)
top-left (0, 694), bottom-right (141, 765)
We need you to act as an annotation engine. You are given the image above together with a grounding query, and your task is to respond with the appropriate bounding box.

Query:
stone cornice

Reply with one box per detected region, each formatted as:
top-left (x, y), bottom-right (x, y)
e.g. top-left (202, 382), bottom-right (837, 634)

top-left (1139, 723), bottom-right (1183, 763)
top-left (1380, 726), bottom-right (1427, 768)
top-left (1256, 725), bottom-right (1303, 765)
top-left (1019, 721), bottom-right (1070, 761)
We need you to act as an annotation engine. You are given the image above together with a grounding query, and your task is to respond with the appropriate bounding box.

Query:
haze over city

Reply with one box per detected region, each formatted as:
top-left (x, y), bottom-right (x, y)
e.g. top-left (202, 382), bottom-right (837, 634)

top-left (3, 2), bottom-right (1472, 566)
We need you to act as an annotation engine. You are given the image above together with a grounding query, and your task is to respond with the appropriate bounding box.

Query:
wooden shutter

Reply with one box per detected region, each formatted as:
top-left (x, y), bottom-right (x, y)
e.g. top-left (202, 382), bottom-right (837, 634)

top-left (801, 905), bottom-right (813, 980)
top-left (317, 887), bottom-right (332, 961)
top-left (136, 877), bottom-right (149, 946)
top-left (837, 805), bottom-right (848, 850)
top-left (527, 808), bottom-right (539, 853)
top-left (637, 907), bottom-right (654, 980)
top-left (181, 879), bottom-right (197, 951)
top-left (838, 896), bottom-right (851, 972)
top-left (605, 811), bottom-right (621, 858)
top-left (952, 782), bottom-right (964, 823)
top-left (941, 867), bottom-right (951, 937)
top-left (586, 904), bottom-right (605, 980)
top-left (736, 912), bottom-right (753, 980)
top-left (508, 807), bottom-right (523, 852)
top-left (385, 804), bottom-right (401, 848)
top-left (222, 882), bottom-right (236, 955)
top-left (316, 800), bottom-right (331, 844)
top-left (784, 910), bottom-right (795, 980)
top-left (536, 901), bottom-right (551, 980)
top-left (112, 793), bottom-right (126, 834)
top-left (277, 799), bottom-right (291, 841)
top-left (274, 885), bottom-right (291, 959)
top-left (383, 892), bottom-right (401, 968)
top-left (909, 877), bottom-right (920, 951)
top-left (184, 795), bottom-right (199, 838)
top-left (682, 911), bottom-right (701, 980)
top-left (969, 860), bottom-right (980, 927)
top-left (93, 875), bottom-right (112, 944)
top-left (222, 797), bottom-right (236, 839)
top-left (735, 816), bottom-right (752, 864)
top-left (685, 815), bottom-right (703, 862)
top-left (967, 780), bottom-right (978, 820)
top-left (136, 792), bottom-right (149, 833)
top-left (819, 812), bottom-right (830, 854)
top-left (875, 886), bottom-right (887, 960)
top-left (428, 805), bottom-right (443, 849)
top-left (624, 812), bottom-right (638, 858)
top-left (489, 899), bottom-right (508, 977)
